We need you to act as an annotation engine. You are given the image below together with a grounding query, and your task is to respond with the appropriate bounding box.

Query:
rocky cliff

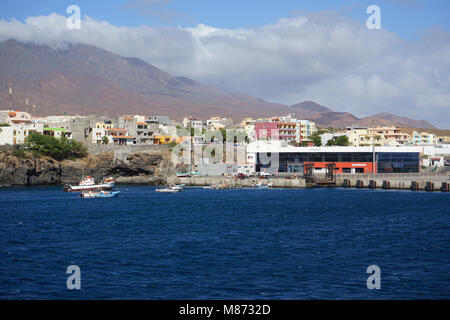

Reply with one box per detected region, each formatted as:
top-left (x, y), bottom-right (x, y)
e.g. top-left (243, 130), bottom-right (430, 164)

top-left (0, 150), bottom-right (173, 187)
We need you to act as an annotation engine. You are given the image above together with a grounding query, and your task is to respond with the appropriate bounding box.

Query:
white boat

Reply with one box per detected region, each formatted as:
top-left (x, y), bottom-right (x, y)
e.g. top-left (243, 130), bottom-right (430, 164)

top-left (64, 176), bottom-right (115, 192)
top-left (169, 184), bottom-right (184, 191)
top-left (253, 182), bottom-right (274, 189)
top-left (156, 187), bottom-right (181, 193)
top-left (80, 190), bottom-right (120, 198)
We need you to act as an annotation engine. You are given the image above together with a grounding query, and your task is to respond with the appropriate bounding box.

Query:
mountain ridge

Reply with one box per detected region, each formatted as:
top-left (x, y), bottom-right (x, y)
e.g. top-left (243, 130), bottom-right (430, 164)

top-left (0, 39), bottom-right (437, 129)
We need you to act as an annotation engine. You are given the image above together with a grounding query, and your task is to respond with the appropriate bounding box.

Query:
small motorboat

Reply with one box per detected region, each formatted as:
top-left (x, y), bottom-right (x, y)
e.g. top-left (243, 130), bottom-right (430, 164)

top-left (156, 187), bottom-right (181, 193)
top-left (253, 182), bottom-right (274, 189)
top-left (176, 172), bottom-right (191, 178)
top-left (80, 190), bottom-right (120, 198)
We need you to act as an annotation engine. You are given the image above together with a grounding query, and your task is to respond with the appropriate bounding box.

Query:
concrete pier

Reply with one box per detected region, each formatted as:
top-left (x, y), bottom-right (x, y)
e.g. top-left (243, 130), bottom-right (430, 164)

top-left (168, 173), bottom-right (449, 191)
top-left (336, 173), bottom-right (449, 191)
top-left (167, 176), bottom-right (309, 188)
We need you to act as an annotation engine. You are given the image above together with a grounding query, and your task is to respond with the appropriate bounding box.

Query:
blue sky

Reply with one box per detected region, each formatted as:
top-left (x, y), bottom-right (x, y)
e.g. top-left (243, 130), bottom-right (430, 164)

top-left (1, 0), bottom-right (449, 39)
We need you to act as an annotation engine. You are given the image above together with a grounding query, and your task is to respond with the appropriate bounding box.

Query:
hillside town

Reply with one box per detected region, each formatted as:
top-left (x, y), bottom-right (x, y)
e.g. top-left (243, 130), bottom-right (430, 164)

top-left (1, 105), bottom-right (450, 178)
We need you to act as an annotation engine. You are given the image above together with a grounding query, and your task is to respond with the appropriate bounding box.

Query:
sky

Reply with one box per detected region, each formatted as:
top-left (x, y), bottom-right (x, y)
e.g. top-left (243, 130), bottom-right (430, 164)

top-left (0, 0), bottom-right (449, 127)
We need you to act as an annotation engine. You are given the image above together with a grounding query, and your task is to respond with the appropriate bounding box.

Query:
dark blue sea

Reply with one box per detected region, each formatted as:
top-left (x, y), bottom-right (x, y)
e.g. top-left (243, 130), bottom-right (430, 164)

top-left (0, 186), bottom-right (449, 299)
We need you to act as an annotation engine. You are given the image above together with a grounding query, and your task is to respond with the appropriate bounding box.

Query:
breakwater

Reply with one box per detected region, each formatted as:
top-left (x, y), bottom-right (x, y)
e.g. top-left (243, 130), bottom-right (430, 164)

top-left (336, 173), bottom-right (449, 191)
top-left (168, 176), bottom-right (308, 188)
top-left (168, 173), bottom-right (449, 191)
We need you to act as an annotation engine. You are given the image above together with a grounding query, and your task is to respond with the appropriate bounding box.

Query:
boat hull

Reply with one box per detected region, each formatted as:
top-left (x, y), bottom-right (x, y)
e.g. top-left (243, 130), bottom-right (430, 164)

top-left (64, 183), bottom-right (115, 192)
top-left (156, 189), bottom-right (180, 193)
top-left (80, 191), bottom-right (120, 198)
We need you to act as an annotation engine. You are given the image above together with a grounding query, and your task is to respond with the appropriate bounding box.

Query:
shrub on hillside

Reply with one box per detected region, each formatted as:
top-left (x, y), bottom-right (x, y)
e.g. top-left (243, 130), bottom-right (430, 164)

top-left (25, 133), bottom-right (87, 160)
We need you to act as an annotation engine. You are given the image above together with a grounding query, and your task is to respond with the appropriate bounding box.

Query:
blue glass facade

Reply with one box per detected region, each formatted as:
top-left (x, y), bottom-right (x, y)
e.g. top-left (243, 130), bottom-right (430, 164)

top-left (256, 151), bottom-right (420, 173)
top-left (377, 152), bottom-right (419, 173)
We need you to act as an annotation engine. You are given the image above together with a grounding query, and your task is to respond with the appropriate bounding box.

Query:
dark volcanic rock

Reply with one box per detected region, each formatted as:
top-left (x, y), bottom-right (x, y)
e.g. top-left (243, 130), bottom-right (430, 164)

top-left (0, 150), bottom-right (172, 187)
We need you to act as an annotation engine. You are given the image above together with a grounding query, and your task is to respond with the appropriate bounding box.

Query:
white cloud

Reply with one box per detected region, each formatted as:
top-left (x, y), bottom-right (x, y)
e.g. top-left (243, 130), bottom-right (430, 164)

top-left (0, 12), bottom-right (449, 127)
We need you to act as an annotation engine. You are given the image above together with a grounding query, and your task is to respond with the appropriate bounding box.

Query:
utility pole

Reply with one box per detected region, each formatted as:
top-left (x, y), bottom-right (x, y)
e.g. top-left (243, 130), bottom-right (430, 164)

top-left (372, 135), bottom-right (376, 174)
top-left (9, 80), bottom-right (13, 112)
top-left (32, 104), bottom-right (36, 116)
top-left (26, 98), bottom-right (29, 114)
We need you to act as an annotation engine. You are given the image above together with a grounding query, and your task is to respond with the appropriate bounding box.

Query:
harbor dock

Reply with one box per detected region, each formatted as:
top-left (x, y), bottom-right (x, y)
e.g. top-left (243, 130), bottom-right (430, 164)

top-left (167, 176), bottom-right (308, 188)
top-left (168, 173), bottom-right (449, 191)
top-left (336, 173), bottom-right (449, 191)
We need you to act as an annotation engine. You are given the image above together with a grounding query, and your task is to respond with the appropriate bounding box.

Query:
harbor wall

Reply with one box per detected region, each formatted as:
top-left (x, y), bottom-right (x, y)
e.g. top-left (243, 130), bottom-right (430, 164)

top-left (335, 173), bottom-right (449, 191)
top-left (168, 173), bottom-right (449, 191)
top-left (168, 176), bottom-right (309, 188)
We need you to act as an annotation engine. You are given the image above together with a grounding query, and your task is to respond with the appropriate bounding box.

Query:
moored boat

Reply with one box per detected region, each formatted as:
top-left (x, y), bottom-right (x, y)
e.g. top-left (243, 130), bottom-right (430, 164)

top-left (176, 172), bottom-right (191, 178)
top-left (64, 176), bottom-right (115, 192)
top-left (80, 190), bottom-right (120, 198)
top-left (253, 182), bottom-right (274, 189)
top-left (156, 187), bottom-right (180, 193)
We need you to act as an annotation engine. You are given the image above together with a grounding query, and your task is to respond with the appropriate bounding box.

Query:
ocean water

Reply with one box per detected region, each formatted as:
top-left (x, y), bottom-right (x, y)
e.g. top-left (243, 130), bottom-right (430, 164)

top-left (0, 186), bottom-right (449, 300)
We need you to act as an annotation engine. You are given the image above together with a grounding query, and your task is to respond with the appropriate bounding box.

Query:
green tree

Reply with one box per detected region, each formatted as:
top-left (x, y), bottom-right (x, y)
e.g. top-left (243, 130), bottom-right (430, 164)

top-left (220, 128), bottom-right (227, 142)
top-left (335, 135), bottom-right (349, 146)
top-left (25, 133), bottom-right (87, 160)
top-left (311, 132), bottom-right (322, 146)
top-left (102, 136), bottom-right (109, 145)
top-left (326, 135), bottom-right (349, 146)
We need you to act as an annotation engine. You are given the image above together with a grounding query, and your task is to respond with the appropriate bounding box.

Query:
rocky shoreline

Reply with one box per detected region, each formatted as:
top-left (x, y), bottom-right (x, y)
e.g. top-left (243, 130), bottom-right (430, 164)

top-left (0, 149), bottom-right (174, 187)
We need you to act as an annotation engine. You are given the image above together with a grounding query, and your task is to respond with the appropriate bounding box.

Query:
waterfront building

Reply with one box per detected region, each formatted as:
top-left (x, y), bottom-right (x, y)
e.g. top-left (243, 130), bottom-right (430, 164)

top-left (196, 163), bottom-right (256, 176)
top-left (246, 140), bottom-right (426, 174)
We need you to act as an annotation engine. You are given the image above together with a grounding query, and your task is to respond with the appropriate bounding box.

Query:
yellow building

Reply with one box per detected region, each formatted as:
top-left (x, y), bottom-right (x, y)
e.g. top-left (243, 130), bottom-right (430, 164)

top-left (154, 135), bottom-right (184, 145)
top-left (95, 121), bottom-right (114, 129)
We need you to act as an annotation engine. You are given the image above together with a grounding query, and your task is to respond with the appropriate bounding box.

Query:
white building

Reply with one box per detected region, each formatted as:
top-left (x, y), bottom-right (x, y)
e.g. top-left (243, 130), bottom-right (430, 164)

top-left (0, 123), bottom-right (44, 145)
top-left (182, 117), bottom-right (203, 129)
top-left (407, 131), bottom-right (438, 145)
top-left (0, 110), bottom-right (33, 125)
top-left (92, 127), bottom-right (135, 145)
top-left (45, 115), bottom-right (85, 123)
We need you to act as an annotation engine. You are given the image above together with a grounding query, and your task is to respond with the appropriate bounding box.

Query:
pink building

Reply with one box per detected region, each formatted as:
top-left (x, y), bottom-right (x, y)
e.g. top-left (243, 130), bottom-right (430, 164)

top-left (255, 121), bottom-right (298, 142)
